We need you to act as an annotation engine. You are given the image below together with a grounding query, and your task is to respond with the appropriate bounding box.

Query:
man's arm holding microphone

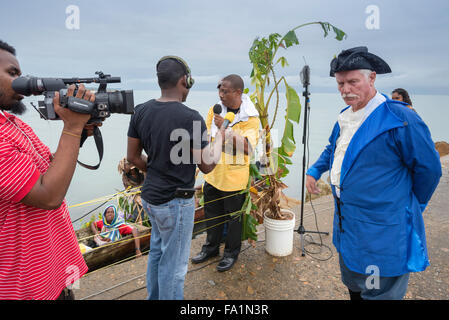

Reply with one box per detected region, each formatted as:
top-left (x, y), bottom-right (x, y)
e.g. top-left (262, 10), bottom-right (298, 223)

top-left (212, 106), bottom-right (252, 156)
top-left (193, 113), bottom-right (234, 174)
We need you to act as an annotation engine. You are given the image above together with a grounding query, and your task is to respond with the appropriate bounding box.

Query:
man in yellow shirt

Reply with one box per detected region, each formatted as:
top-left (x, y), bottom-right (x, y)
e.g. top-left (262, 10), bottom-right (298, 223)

top-left (191, 74), bottom-right (260, 271)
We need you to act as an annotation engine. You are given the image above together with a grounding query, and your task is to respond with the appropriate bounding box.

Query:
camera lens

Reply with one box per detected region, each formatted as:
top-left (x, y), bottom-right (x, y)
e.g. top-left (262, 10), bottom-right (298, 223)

top-left (107, 91), bottom-right (124, 113)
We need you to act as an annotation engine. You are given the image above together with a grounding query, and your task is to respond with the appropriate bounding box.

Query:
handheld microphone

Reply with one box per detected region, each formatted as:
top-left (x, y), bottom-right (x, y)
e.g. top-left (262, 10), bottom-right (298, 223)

top-left (213, 104), bottom-right (222, 114)
top-left (222, 112), bottom-right (235, 129)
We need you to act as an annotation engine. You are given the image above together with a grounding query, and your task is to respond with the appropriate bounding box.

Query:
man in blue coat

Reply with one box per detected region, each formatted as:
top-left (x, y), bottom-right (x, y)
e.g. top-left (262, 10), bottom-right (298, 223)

top-left (306, 47), bottom-right (441, 300)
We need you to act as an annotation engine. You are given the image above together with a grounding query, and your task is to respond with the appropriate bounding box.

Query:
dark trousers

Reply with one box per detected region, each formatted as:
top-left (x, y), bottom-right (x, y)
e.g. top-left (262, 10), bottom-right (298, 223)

top-left (201, 182), bottom-right (246, 259)
top-left (339, 254), bottom-right (410, 300)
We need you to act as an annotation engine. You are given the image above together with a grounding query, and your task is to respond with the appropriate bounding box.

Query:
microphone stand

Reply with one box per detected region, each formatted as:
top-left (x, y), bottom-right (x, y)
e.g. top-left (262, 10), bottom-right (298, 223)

top-left (296, 65), bottom-right (329, 257)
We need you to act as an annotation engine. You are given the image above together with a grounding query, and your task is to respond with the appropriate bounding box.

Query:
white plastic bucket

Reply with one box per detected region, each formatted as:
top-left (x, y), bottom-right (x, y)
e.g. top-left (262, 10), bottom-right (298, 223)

top-left (264, 209), bottom-right (296, 257)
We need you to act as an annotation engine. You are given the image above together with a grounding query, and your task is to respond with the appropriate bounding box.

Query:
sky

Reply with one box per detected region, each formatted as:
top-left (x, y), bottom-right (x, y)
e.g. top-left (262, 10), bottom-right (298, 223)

top-left (1, 0), bottom-right (449, 95)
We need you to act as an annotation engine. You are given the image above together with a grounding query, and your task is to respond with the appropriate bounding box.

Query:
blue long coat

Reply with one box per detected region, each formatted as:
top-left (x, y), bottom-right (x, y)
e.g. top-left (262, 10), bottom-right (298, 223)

top-left (306, 96), bottom-right (442, 277)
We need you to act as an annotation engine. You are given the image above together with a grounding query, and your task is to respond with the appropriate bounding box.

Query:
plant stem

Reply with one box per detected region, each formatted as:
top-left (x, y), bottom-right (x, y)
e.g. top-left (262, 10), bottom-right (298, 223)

top-left (269, 68), bottom-right (280, 130)
top-left (291, 21), bottom-right (322, 32)
top-left (265, 76), bottom-right (284, 109)
top-left (261, 23), bottom-right (321, 128)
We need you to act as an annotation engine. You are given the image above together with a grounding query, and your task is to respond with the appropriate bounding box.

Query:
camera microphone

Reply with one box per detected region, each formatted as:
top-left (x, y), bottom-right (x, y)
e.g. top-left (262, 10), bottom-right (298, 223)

top-left (213, 104), bottom-right (222, 114)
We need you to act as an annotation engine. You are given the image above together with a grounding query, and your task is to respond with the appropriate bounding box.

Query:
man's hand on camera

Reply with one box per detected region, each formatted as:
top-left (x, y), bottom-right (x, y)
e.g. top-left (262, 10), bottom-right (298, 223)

top-left (53, 84), bottom-right (94, 135)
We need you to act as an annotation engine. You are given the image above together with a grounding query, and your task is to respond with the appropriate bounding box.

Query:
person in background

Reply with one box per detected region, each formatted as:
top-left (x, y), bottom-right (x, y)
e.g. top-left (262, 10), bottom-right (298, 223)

top-left (392, 88), bottom-right (415, 111)
top-left (117, 158), bottom-right (146, 223)
top-left (306, 47), bottom-right (441, 300)
top-left (90, 205), bottom-right (142, 257)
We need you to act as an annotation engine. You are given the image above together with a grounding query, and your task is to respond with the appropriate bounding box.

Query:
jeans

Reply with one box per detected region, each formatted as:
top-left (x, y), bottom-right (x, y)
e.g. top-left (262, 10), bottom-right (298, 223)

top-left (141, 197), bottom-right (195, 300)
top-left (339, 254), bottom-right (410, 300)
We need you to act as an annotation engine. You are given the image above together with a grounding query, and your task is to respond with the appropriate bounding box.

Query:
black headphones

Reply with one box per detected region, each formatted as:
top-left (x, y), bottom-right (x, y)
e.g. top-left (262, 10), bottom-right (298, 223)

top-left (156, 55), bottom-right (195, 89)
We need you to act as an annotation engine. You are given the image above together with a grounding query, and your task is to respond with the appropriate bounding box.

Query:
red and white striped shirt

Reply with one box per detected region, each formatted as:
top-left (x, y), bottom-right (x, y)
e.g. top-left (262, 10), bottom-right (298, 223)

top-left (0, 111), bottom-right (87, 300)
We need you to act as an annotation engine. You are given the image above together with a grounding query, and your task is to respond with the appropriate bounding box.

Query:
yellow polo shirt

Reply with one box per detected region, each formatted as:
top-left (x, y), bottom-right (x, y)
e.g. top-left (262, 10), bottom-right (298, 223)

top-left (204, 106), bottom-right (260, 191)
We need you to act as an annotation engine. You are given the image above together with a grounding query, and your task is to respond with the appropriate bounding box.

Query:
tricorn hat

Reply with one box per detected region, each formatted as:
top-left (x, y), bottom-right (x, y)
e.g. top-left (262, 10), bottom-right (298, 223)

top-left (330, 46), bottom-right (391, 77)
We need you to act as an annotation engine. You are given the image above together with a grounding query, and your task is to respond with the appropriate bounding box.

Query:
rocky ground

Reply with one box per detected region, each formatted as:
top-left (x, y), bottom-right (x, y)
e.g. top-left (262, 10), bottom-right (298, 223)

top-left (76, 155), bottom-right (449, 301)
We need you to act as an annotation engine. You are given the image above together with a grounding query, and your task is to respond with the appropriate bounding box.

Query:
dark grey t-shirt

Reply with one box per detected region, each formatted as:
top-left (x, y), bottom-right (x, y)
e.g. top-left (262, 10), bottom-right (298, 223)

top-left (127, 99), bottom-right (208, 205)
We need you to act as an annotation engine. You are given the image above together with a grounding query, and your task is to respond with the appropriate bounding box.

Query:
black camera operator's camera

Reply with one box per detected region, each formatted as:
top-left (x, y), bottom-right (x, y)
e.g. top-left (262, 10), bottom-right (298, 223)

top-left (12, 71), bottom-right (134, 122)
top-left (12, 71), bottom-right (134, 170)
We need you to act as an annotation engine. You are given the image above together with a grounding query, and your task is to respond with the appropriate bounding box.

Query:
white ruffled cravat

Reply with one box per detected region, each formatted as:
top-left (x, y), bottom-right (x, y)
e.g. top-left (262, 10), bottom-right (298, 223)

top-left (331, 92), bottom-right (386, 197)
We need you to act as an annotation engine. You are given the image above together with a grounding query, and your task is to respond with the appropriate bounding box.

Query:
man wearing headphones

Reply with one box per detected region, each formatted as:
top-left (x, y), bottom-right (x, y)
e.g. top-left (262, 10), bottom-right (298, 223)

top-left (127, 56), bottom-right (225, 300)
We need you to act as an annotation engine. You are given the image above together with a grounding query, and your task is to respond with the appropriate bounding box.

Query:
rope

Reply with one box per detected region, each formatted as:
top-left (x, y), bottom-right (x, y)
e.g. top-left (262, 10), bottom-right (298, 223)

top-left (86, 232), bottom-right (151, 253)
top-left (196, 178), bottom-right (267, 207)
top-left (77, 219), bottom-right (151, 243)
top-left (82, 209), bottom-right (244, 273)
top-left (70, 178), bottom-right (267, 221)
top-left (71, 198), bottom-right (116, 225)
top-left (194, 209), bottom-right (242, 225)
top-left (192, 211), bottom-right (243, 236)
top-left (83, 247), bottom-right (151, 280)
top-left (68, 186), bottom-right (141, 209)
top-left (80, 273), bottom-right (147, 300)
top-left (77, 203), bottom-right (243, 244)
top-left (80, 208), bottom-right (243, 252)
top-left (76, 187), bottom-right (333, 246)
top-left (78, 200), bottom-right (333, 300)
top-left (76, 198), bottom-right (333, 249)
top-left (80, 240), bottom-right (263, 300)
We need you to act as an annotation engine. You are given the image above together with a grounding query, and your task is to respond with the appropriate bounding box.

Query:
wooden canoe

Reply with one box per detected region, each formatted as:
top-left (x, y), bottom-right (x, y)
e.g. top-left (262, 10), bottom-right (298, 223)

top-left (76, 205), bottom-right (206, 273)
top-left (75, 223), bottom-right (151, 273)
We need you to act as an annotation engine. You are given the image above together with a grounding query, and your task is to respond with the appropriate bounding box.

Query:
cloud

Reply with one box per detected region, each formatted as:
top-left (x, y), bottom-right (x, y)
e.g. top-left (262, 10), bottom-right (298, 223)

top-left (1, 0), bottom-right (448, 94)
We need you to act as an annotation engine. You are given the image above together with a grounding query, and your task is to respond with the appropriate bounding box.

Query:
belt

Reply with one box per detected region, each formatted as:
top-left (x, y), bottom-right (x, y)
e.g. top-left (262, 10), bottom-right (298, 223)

top-left (173, 188), bottom-right (195, 199)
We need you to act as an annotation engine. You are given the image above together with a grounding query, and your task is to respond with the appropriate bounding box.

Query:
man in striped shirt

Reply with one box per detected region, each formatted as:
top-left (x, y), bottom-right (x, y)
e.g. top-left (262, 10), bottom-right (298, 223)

top-left (0, 40), bottom-right (94, 300)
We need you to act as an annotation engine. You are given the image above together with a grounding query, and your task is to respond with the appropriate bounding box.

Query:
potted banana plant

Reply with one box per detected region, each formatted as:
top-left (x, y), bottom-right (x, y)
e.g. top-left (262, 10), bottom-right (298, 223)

top-left (240, 22), bottom-right (346, 256)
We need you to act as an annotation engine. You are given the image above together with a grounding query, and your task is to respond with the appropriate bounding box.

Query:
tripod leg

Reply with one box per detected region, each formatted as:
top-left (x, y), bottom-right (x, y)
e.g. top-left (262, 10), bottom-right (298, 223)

top-left (305, 230), bottom-right (329, 235)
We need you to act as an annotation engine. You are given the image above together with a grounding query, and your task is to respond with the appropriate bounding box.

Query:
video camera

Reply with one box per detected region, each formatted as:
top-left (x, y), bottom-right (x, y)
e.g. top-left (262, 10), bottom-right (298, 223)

top-left (12, 71), bottom-right (134, 122)
top-left (11, 72), bottom-right (135, 170)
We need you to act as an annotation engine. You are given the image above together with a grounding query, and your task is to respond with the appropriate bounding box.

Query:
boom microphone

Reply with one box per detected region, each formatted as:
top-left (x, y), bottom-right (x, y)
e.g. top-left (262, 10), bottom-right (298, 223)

top-left (213, 104), bottom-right (222, 114)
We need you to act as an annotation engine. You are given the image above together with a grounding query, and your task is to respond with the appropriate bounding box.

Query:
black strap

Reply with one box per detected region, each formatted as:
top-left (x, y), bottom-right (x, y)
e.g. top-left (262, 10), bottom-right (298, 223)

top-left (77, 126), bottom-right (104, 170)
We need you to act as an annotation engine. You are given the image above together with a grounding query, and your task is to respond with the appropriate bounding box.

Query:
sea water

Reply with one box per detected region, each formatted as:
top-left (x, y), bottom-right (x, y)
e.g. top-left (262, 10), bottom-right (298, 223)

top-left (17, 91), bottom-right (449, 227)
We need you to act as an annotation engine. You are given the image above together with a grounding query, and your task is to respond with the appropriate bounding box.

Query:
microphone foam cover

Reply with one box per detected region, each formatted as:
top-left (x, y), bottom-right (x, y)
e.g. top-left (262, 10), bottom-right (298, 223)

top-left (224, 112), bottom-right (235, 123)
